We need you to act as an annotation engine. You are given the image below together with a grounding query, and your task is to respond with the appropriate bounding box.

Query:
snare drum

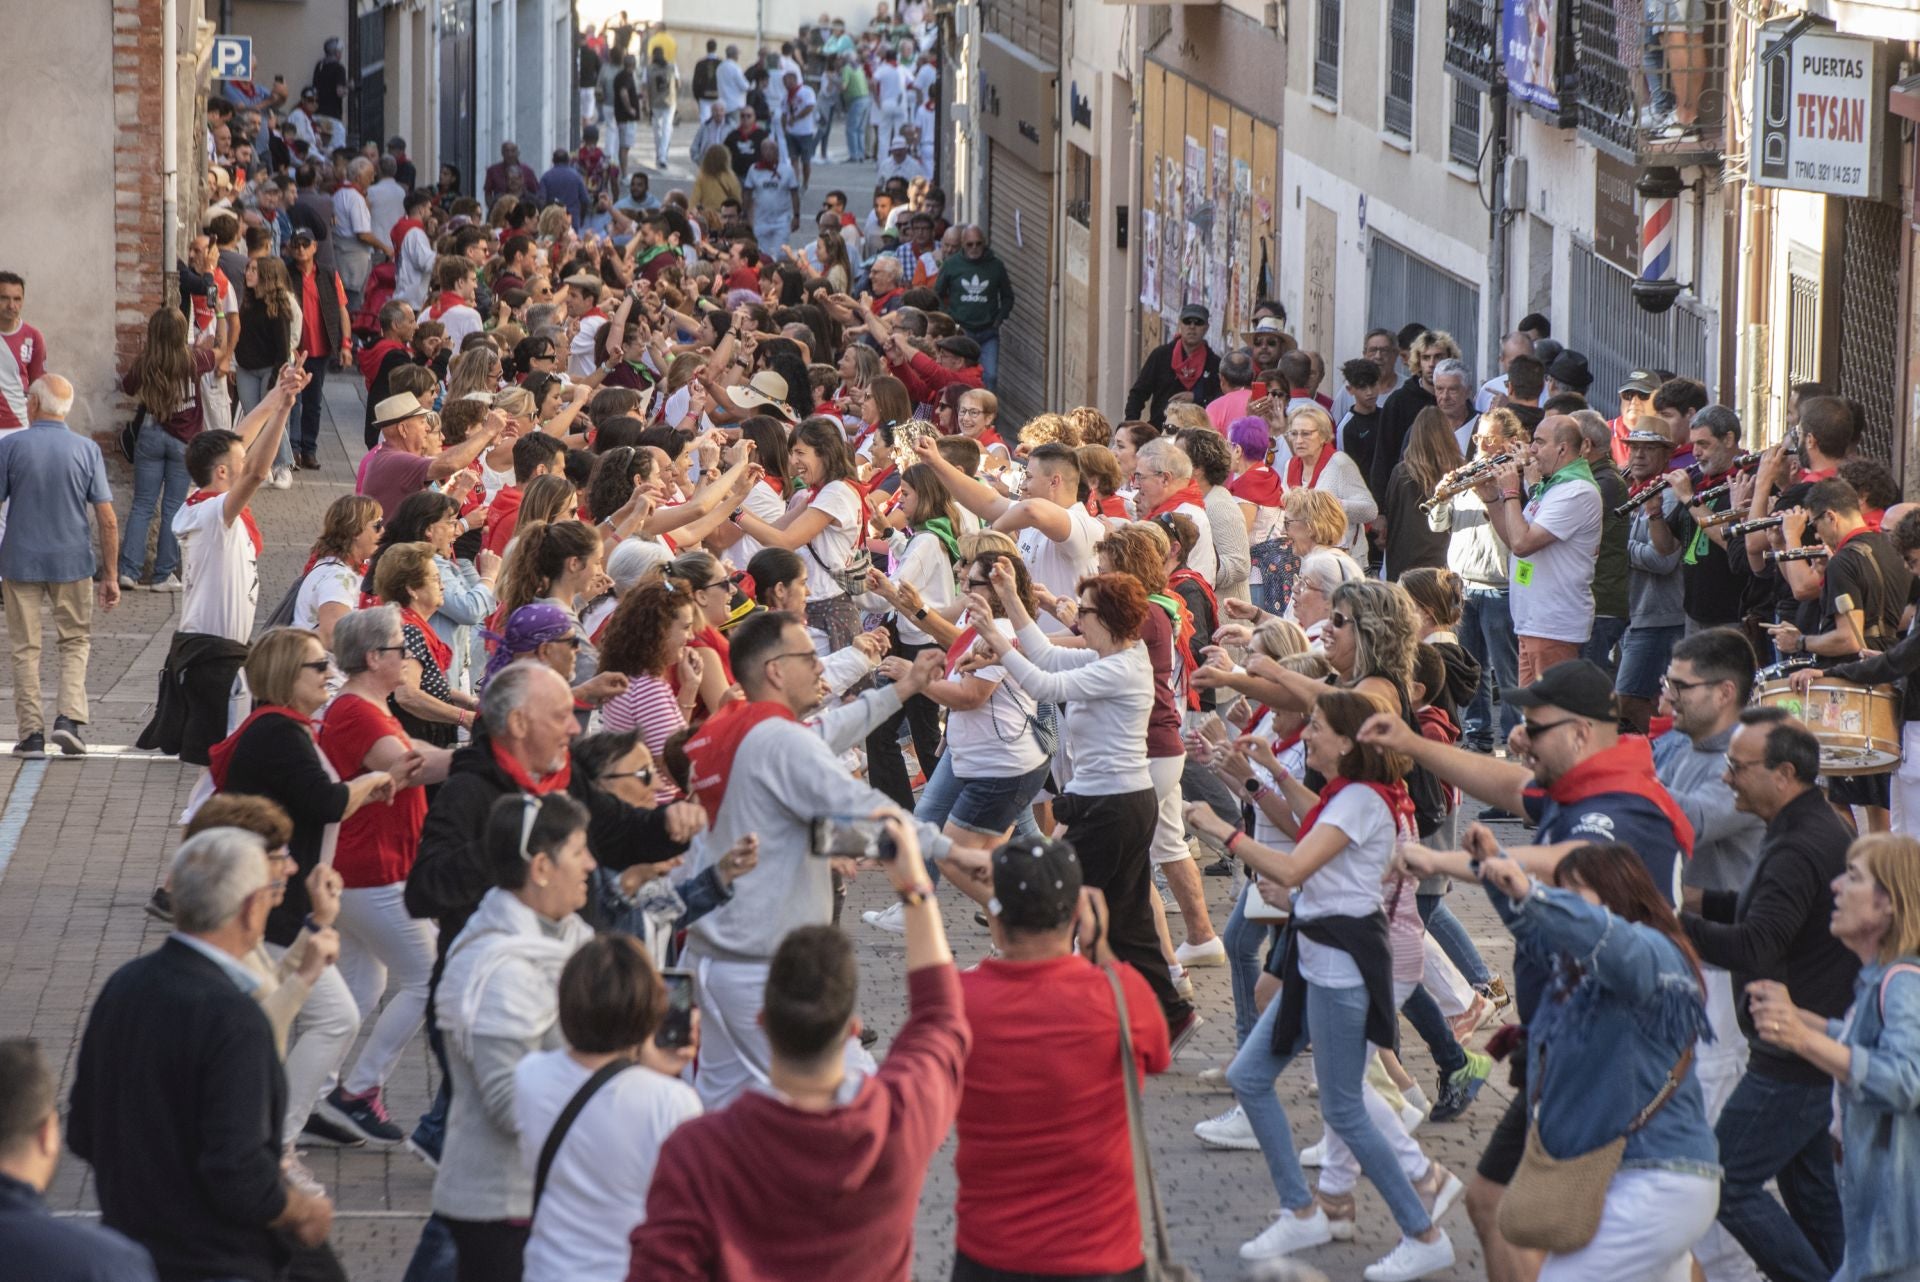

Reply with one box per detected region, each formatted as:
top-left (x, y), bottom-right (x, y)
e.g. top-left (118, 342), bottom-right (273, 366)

top-left (1754, 677), bottom-right (1901, 775)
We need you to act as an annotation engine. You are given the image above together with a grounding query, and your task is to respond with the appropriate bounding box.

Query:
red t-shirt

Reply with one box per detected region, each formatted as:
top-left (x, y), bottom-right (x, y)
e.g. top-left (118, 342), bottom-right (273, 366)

top-left (318, 692), bottom-right (429, 888)
top-left (483, 485), bottom-right (525, 557)
top-left (954, 957), bottom-right (1170, 1274)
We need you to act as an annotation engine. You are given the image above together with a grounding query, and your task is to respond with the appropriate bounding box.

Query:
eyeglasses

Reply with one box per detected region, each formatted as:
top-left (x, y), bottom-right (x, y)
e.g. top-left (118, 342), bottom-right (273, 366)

top-left (1522, 718), bottom-right (1582, 740)
top-left (697, 579), bottom-right (731, 593)
top-left (1327, 610), bottom-right (1351, 629)
top-left (372, 643), bottom-right (407, 657)
top-left (517, 796), bottom-right (539, 863)
top-left (1722, 754), bottom-right (1769, 776)
top-left (767, 649), bottom-right (822, 668)
top-left (605, 764), bottom-right (656, 785)
top-left (957, 407), bottom-right (987, 419)
top-left (1661, 674), bottom-right (1712, 693)
top-left (298, 659), bottom-right (332, 673)
top-left (370, 519), bottom-right (385, 531)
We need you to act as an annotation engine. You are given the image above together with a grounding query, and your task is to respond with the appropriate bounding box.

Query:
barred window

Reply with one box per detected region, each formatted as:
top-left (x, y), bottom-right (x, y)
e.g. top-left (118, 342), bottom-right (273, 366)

top-left (1449, 78), bottom-right (1481, 167)
top-left (1314, 0), bottom-right (1341, 101)
top-left (1384, 0), bottom-right (1416, 138)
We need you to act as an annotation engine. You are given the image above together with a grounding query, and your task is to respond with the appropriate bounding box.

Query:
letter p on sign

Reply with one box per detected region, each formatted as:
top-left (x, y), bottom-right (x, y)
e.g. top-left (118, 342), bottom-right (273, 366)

top-left (211, 35), bottom-right (253, 82)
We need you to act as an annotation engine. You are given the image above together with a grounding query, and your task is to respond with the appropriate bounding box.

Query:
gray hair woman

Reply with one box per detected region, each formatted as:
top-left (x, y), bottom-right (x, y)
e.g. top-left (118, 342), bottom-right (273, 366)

top-left (311, 606), bottom-right (456, 1144)
top-left (1290, 547), bottom-right (1366, 641)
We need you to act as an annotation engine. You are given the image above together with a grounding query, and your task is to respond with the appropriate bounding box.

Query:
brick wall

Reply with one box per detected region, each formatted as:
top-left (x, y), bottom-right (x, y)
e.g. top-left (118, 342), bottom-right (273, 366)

top-left (111, 0), bottom-right (170, 391)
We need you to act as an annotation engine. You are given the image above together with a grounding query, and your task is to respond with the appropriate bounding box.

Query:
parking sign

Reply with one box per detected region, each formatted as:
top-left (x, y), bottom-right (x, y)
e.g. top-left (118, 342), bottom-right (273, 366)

top-left (211, 35), bottom-right (253, 82)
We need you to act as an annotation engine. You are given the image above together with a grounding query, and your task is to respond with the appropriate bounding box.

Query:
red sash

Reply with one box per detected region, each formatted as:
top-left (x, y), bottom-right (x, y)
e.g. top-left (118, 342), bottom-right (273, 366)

top-left (1285, 445), bottom-right (1335, 491)
top-left (1145, 481), bottom-right (1205, 520)
top-left (185, 489), bottom-right (262, 557)
top-left (489, 740), bottom-right (573, 795)
top-left (684, 700), bottom-right (799, 814)
top-left (1228, 464), bottom-right (1283, 507)
top-left (427, 290), bottom-right (466, 320)
top-left (1295, 777), bottom-right (1415, 842)
top-left (400, 605), bottom-right (453, 672)
top-left (209, 705), bottom-right (309, 789)
top-left (1541, 736), bottom-right (1695, 857)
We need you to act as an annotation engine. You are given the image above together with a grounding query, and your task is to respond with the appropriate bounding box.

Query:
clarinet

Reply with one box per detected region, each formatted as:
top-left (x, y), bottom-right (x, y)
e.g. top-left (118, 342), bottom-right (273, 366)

top-left (1610, 451), bottom-right (1761, 519)
top-left (1766, 546), bottom-right (1829, 564)
top-left (1726, 515), bottom-right (1785, 538)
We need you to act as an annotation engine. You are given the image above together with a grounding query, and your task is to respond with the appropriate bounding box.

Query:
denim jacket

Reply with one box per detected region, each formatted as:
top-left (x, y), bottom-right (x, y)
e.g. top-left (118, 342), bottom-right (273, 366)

top-left (431, 554), bottom-right (496, 692)
top-left (1830, 957), bottom-right (1920, 1282)
top-left (1489, 880), bottom-right (1720, 1172)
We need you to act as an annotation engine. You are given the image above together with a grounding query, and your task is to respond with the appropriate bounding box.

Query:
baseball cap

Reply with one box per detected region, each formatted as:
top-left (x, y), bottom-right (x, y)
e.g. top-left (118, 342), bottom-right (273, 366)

top-left (299, 85), bottom-right (318, 100)
top-left (1179, 304), bottom-right (1210, 325)
top-left (1618, 370), bottom-right (1661, 396)
top-left (988, 836), bottom-right (1083, 933)
top-left (1502, 660), bottom-right (1616, 724)
top-left (287, 228), bottom-right (315, 247)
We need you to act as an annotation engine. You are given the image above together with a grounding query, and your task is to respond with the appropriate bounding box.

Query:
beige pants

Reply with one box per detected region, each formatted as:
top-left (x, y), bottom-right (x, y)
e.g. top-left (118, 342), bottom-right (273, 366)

top-left (5, 578), bottom-right (92, 734)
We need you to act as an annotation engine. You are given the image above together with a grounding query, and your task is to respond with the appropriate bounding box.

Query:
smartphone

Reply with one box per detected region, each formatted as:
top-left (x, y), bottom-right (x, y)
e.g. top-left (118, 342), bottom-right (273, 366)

top-left (809, 815), bottom-right (898, 860)
top-left (1251, 381), bottom-right (1269, 401)
top-left (656, 968), bottom-right (696, 1049)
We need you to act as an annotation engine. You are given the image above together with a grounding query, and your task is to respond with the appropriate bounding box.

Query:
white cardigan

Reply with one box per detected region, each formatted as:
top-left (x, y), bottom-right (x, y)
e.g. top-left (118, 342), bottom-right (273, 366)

top-left (1283, 450), bottom-right (1378, 561)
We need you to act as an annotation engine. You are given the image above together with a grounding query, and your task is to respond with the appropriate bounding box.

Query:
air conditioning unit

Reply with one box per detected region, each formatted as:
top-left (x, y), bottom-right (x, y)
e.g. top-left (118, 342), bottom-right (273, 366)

top-left (1506, 157), bottom-right (1528, 213)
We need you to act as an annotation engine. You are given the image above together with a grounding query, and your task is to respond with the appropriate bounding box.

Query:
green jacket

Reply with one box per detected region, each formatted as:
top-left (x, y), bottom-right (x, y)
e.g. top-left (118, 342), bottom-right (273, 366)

top-left (934, 250), bottom-right (1015, 332)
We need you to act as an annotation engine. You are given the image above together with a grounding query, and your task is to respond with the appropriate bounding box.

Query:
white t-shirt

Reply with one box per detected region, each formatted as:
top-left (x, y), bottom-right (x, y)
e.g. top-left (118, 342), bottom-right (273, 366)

top-left (1172, 500), bottom-right (1218, 585)
top-left (865, 526), bottom-right (954, 645)
top-left (743, 162), bottom-right (799, 250)
top-left (781, 84), bottom-right (818, 137)
top-left (1510, 475), bottom-right (1603, 643)
top-left (873, 62), bottom-right (906, 114)
top-left (174, 496), bottom-right (259, 643)
top-left (944, 661), bottom-right (1046, 779)
top-left (1017, 504), bottom-right (1104, 633)
top-left (436, 301), bottom-right (483, 351)
top-left (512, 1053), bottom-right (701, 1282)
top-left (796, 480), bottom-right (863, 600)
top-left (731, 478), bottom-right (789, 565)
top-left (1295, 784), bottom-right (1397, 989)
top-left (568, 313), bottom-right (610, 378)
top-left (293, 556), bottom-right (361, 632)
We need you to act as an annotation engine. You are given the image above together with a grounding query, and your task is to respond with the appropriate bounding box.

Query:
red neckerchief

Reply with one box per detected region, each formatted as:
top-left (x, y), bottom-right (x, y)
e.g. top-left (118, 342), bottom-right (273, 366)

top-left (871, 286), bottom-right (905, 312)
top-left (390, 216), bottom-right (425, 251)
top-left (1799, 466), bottom-right (1838, 485)
top-left (1150, 591), bottom-right (1202, 711)
top-left (684, 700), bottom-right (799, 813)
top-left (1285, 444), bottom-right (1335, 490)
top-left (428, 291), bottom-right (466, 320)
top-left (489, 740), bottom-right (573, 795)
top-left (209, 705), bottom-right (309, 789)
top-left (1627, 472), bottom-right (1667, 497)
top-left (185, 489), bottom-right (262, 557)
top-left (1537, 736), bottom-right (1695, 857)
top-left (1864, 509), bottom-right (1885, 532)
top-left (944, 624), bottom-right (981, 675)
top-left (1168, 339), bottom-right (1208, 391)
top-left (1145, 480), bottom-right (1205, 520)
top-left (1087, 494), bottom-right (1129, 519)
top-left (301, 550), bottom-right (368, 576)
top-left (976, 427), bottom-right (1006, 451)
top-left (1272, 725), bottom-right (1304, 757)
top-left (759, 475), bottom-right (784, 499)
top-left (1834, 525), bottom-right (1875, 556)
top-left (358, 338), bottom-right (407, 387)
top-left (400, 605), bottom-right (452, 671)
top-left (1228, 463), bottom-right (1283, 507)
top-left (1169, 567), bottom-right (1218, 626)
top-left (1296, 777), bottom-right (1415, 842)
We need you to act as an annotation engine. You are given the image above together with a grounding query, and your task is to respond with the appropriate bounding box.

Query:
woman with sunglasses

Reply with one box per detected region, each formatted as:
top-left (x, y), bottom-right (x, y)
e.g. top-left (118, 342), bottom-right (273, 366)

top-left (314, 605), bottom-right (456, 1146)
top-left (373, 541), bottom-right (481, 749)
top-left (292, 495), bottom-right (384, 651)
top-left (379, 490), bottom-right (502, 695)
top-left (662, 549), bottom-right (747, 719)
top-left (598, 580), bottom-right (706, 800)
top-left (208, 627), bottom-right (407, 1157)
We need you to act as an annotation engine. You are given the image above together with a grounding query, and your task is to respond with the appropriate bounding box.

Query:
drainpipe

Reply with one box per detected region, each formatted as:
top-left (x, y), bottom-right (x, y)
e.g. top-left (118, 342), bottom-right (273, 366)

top-left (1484, 87), bottom-right (1509, 384)
top-left (163, 0), bottom-right (180, 301)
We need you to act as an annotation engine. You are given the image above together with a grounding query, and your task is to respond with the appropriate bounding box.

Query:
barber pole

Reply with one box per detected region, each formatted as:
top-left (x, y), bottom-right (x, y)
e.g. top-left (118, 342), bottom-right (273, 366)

top-left (1631, 167), bottom-right (1685, 314)
top-left (1640, 189), bottom-right (1675, 285)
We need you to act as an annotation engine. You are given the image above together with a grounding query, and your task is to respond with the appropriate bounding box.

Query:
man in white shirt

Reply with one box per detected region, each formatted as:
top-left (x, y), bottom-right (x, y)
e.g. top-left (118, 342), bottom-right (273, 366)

top-left (716, 45), bottom-right (749, 121)
top-left (875, 134), bottom-right (928, 185)
top-left (365, 155), bottom-right (408, 248)
top-left (742, 140), bottom-right (800, 254)
top-left (564, 274), bottom-right (611, 377)
top-left (872, 47), bottom-right (907, 154)
top-left (330, 157), bottom-right (389, 312)
top-left (779, 70), bottom-right (818, 191)
top-left (1475, 329), bottom-right (1535, 412)
top-left (1473, 415), bottom-right (1603, 683)
top-left (392, 189), bottom-right (436, 311)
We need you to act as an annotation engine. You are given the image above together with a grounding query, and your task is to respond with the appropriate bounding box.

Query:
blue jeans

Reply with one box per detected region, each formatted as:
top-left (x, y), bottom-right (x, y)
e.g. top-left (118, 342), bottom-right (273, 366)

top-left (294, 355), bottom-right (330, 455)
top-left (843, 95), bottom-right (872, 161)
top-left (399, 1213), bottom-right (457, 1282)
top-left (1416, 892), bottom-right (1491, 987)
top-left (1228, 979), bottom-right (1434, 1236)
top-left (1617, 623), bottom-right (1683, 699)
top-left (1582, 614), bottom-right (1629, 680)
top-left (1182, 754), bottom-right (1243, 825)
top-left (966, 326), bottom-right (1001, 391)
top-left (1221, 889), bottom-right (1270, 1046)
top-left (913, 753), bottom-right (1044, 888)
top-left (1715, 1069), bottom-right (1847, 1282)
top-left (1461, 584), bottom-right (1520, 748)
top-left (815, 107), bottom-right (838, 157)
top-left (119, 426), bottom-right (191, 581)
top-left (1400, 983), bottom-right (1467, 1077)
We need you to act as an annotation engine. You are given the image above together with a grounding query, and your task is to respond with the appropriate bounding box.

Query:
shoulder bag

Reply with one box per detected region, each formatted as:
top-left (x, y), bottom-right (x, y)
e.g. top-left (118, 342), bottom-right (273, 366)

top-left (531, 1056), bottom-right (634, 1218)
top-left (1496, 1043), bottom-right (1694, 1253)
top-left (1102, 965), bottom-right (1200, 1282)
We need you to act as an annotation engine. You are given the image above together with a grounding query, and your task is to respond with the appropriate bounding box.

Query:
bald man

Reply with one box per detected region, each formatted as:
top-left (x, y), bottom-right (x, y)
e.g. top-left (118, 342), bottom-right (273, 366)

top-left (0, 375), bottom-right (119, 755)
top-left (1471, 414), bottom-right (1604, 683)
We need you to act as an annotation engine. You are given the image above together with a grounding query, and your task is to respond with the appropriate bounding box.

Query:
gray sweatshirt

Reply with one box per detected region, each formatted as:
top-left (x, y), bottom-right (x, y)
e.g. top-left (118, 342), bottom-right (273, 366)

top-left (1426, 490), bottom-right (1509, 588)
top-left (684, 685), bottom-right (953, 963)
top-left (1626, 493), bottom-right (1686, 630)
top-left (1651, 723), bottom-right (1766, 893)
top-left (1204, 484), bottom-right (1251, 594)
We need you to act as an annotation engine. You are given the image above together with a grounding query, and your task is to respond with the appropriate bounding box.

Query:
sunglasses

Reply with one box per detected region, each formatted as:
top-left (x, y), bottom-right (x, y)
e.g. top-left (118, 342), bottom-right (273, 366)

top-left (1328, 610), bottom-right (1351, 629)
top-left (298, 659), bottom-right (331, 673)
top-left (1522, 718), bottom-right (1582, 740)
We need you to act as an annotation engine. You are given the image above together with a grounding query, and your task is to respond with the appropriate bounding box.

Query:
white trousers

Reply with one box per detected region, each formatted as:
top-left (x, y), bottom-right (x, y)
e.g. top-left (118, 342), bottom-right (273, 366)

top-left (690, 952), bottom-right (875, 1111)
top-left (1318, 1051), bottom-right (1432, 1197)
top-left (1423, 933), bottom-right (1473, 1018)
top-left (335, 881), bottom-right (438, 1096)
top-left (1148, 753), bottom-right (1190, 866)
top-left (1537, 1167), bottom-right (1720, 1282)
top-left (1692, 966), bottom-right (1764, 1282)
top-left (1891, 722), bottom-right (1920, 834)
top-left (265, 943), bottom-right (360, 1144)
top-left (652, 105), bottom-right (675, 169)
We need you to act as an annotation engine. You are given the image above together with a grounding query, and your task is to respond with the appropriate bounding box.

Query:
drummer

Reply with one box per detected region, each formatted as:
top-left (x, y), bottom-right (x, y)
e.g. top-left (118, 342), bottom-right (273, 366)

top-left (1621, 426), bottom-right (1684, 735)
top-left (1808, 506), bottom-right (1920, 829)
top-left (1768, 477), bottom-right (1912, 832)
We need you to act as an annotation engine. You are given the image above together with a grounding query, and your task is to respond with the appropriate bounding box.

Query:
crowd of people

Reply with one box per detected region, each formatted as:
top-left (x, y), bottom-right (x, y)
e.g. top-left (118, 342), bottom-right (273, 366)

top-left (2, 9), bottom-right (1920, 1282)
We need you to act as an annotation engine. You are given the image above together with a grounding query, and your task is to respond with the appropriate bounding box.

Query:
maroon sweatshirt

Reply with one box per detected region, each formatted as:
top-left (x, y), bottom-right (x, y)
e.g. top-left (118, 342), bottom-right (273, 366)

top-left (628, 965), bottom-right (970, 1282)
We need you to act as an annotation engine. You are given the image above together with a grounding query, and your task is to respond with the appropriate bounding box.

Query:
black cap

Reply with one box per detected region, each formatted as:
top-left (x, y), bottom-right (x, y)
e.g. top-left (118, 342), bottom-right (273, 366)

top-left (1179, 303), bottom-right (1210, 325)
top-left (1547, 350), bottom-right (1594, 391)
top-left (988, 836), bottom-right (1082, 932)
top-left (1502, 659), bottom-right (1616, 723)
top-left (287, 228), bottom-right (315, 246)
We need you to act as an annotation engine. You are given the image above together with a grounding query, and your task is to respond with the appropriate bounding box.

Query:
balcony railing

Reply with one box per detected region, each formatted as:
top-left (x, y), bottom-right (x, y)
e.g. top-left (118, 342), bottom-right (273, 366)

top-left (1443, 0), bottom-right (1500, 94)
top-left (1573, 0), bottom-right (1726, 165)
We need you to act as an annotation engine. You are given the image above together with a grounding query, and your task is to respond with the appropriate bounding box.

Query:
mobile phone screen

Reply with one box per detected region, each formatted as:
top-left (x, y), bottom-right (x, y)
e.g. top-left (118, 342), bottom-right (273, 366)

top-left (656, 969), bottom-right (696, 1049)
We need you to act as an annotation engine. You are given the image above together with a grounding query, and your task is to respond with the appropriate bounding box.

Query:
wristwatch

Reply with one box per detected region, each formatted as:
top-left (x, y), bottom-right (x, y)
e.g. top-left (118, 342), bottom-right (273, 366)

top-left (897, 884), bottom-right (936, 906)
top-left (1242, 776), bottom-right (1264, 796)
top-left (913, 607), bottom-right (930, 621)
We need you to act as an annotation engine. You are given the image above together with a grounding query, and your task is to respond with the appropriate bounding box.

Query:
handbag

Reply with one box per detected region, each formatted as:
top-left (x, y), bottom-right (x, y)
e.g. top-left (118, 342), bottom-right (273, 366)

top-left (1102, 965), bottom-right (1200, 1282)
top-left (1496, 1042), bottom-right (1694, 1253)
top-left (118, 404), bottom-right (148, 465)
top-left (531, 1056), bottom-right (635, 1218)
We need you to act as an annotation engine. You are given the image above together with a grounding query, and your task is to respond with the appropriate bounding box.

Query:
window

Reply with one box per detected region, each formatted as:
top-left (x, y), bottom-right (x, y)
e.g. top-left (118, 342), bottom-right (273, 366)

top-left (1384, 0), bottom-right (1416, 139)
top-left (1448, 79), bottom-right (1481, 167)
top-left (1314, 0), bottom-right (1341, 102)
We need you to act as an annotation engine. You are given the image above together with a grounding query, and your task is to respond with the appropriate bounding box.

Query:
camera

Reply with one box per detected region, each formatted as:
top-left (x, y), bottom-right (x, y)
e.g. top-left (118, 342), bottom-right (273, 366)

top-left (809, 815), bottom-right (898, 861)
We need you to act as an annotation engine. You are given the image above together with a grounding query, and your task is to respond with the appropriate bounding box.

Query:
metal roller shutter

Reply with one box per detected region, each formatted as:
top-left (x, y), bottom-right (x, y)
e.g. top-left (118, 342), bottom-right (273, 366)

top-left (987, 142), bottom-right (1055, 425)
top-left (1833, 200), bottom-right (1901, 467)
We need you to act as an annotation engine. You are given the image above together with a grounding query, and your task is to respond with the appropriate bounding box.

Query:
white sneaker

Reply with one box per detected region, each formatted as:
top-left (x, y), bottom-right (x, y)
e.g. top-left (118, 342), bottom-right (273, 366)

top-left (1174, 936), bottom-right (1227, 967)
top-left (1239, 1206), bottom-right (1333, 1261)
top-left (282, 1147), bottom-right (326, 1198)
top-left (117, 573), bottom-right (138, 591)
top-left (1364, 1231), bottom-right (1455, 1281)
top-left (1299, 1136), bottom-right (1327, 1166)
top-left (269, 465), bottom-right (293, 490)
top-left (1197, 1064), bottom-right (1231, 1090)
top-left (1194, 1103), bottom-right (1259, 1150)
top-left (151, 574), bottom-right (182, 592)
top-left (861, 901), bottom-right (907, 934)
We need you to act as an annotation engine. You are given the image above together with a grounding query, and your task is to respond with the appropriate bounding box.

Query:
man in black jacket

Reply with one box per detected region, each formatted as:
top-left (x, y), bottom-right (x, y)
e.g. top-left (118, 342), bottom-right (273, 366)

top-left (1125, 304), bottom-right (1220, 426)
top-left (70, 829), bottom-right (334, 1281)
top-left (1681, 708), bottom-right (1856, 1281)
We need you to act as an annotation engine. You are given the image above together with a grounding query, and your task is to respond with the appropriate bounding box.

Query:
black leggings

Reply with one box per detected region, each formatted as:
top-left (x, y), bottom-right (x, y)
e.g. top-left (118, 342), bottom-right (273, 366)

top-left (952, 1250), bottom-right (1147, 1281)
top-left (1054, 786), bottom-right (1191, 1030)
top-left (444, 1216), bottom-right (529, 1282)
top-left (866, 636), bottom-right (946, 811)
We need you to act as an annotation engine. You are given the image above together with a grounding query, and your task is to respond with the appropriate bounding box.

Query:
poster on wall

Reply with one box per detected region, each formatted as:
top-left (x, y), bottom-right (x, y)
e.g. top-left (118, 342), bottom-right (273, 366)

top-left (1139, 210), bottom-right (1160, 311)
top-left (1502, 0), bottom-right (1561, 114)
top-left (1232, 159), bottom-right (1253, 331)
